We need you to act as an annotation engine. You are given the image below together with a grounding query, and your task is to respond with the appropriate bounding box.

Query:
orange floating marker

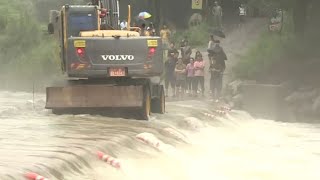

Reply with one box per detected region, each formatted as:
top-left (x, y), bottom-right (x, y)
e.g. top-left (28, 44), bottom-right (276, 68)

top-left (220, 106), bottom-right (232, 111)
top-left (136, 133), bottom-right (162, 149)
top-left (214, 109), bottom-right (227, 115)
top-left (25, 172), bottom-right (48, 180)
top-left (97, 151), bottom-right (121, 169)
top-left (204, 112), bottom-right (217, 118)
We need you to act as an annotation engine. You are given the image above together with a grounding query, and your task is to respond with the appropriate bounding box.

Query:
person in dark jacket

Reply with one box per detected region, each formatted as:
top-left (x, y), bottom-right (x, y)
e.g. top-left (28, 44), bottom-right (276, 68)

top-left (165, 53), bottom-right (177, 97)
top-left (209, 40), bottom-right (227, 101)
top-left (139, 23), bottom-right (147, 36)
top-left (168, 42), bottom-right (179, 58)
top-left (181, 40), bottom-right (192, 65)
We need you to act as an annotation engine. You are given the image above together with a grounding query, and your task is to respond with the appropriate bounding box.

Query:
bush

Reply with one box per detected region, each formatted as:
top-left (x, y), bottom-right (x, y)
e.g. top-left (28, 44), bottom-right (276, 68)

top-left (233, 32), bottom-right (284, 79)
top-left (0, 0), bottom-right (61, 87)
top-left (172, 23), bottom-right (210, 48)
top-left (233, 10), bottom-right (295, 80)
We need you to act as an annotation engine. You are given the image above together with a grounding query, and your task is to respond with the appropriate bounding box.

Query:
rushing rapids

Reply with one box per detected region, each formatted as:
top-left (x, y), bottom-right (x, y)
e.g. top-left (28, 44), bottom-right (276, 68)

top-left (1, 18), bottom-right (319, 180)
top-left (0, 91), bottom-right (320, 180)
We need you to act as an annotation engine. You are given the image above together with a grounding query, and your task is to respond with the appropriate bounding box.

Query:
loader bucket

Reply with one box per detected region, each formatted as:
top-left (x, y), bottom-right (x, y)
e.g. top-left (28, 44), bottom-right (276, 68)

top-left (45, 85), bottom-right (144, 109)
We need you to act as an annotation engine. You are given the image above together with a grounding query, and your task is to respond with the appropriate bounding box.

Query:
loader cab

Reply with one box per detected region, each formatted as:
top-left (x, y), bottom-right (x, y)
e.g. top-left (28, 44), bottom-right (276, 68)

top-left (48, 5), bottom-right (99, 37)
top-left (48, 5), bottom-right (100, 72)
top-left (63, 5), bottom-right (100, 37)
top-left (48, 0), bottom-right (122, 37)
top-left (47, 3), bottom-right (137, 73)
top-left (67, 8), bottom-right (99, 37)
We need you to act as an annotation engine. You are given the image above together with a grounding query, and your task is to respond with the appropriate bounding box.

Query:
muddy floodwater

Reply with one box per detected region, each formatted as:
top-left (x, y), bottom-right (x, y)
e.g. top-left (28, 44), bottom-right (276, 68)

top-left (0, 91), bottom-right (320, 180)
top-left (0, 18), bottom-right (319, 180)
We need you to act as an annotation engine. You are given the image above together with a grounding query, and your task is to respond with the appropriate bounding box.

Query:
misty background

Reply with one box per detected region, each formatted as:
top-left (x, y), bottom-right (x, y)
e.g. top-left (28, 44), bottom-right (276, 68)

top-left (0, 0), bottom-right (319, 93)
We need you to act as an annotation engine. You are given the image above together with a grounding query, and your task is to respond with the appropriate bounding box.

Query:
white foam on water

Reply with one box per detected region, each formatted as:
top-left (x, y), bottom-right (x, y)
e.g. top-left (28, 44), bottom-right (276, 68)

top-left (1, 91), bottom-right (320, 180)
top-left (87, 117), bottom-right (320, 180)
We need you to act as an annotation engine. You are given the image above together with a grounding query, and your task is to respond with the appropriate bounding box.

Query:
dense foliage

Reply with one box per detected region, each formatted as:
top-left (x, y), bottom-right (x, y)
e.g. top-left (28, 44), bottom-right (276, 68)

top-left (0, 0), bottom-right (90, 90)
top-left (0, 1), bottom-right (56, 86)
top-left (234, 0), bottom-right (320, 82)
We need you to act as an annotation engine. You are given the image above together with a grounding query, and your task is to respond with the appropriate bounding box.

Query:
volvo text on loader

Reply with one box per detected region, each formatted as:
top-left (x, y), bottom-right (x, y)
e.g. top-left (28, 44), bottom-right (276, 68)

top-left (46, 0), bottom-right (165, 120)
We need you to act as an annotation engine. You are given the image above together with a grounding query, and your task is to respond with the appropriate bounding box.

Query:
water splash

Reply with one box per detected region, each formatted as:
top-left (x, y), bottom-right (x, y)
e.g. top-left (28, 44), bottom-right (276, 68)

top-left (0, 91), bottom-right (319, 180)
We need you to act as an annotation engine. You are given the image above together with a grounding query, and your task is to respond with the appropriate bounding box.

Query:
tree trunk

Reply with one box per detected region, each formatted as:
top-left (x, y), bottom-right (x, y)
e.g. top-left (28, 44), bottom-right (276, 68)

top-left (293, 0), bottom-right (309, 37)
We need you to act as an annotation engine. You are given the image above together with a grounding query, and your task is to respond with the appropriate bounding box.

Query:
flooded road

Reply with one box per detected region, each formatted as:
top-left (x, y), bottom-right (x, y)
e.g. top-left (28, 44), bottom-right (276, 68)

top-left (0, 91), bottom-right (320, 180)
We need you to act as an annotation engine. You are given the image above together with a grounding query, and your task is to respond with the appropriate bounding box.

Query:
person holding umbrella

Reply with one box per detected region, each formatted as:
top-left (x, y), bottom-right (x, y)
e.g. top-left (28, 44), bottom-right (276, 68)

top-left (135, 11), bottom-right (152, 35)
top-left (208, 30), bottom-right (225, 61)
top-left (209, 39), bottom-right (227, 101)
top-left (139, 23), bottom-right (147, 36)
top-left (145, 26), bottom-right (152, 36)
top-left (138, 12), bottom-right (151, 36)
top-left (149, 22), bottom-right (156, 36)
top-left (138, 12), bottom-right (152, 19)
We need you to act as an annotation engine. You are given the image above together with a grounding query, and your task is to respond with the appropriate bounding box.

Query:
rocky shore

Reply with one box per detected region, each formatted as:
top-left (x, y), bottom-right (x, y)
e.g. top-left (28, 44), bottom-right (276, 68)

top-left (225, 79), bottom-right (320, 121)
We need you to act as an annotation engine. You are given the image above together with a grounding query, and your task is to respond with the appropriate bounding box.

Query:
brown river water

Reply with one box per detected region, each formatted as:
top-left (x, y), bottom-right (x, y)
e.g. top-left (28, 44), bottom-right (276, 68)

top-left (1, 18), bottom-right (319, 180)
top-left (0, 91), bottom-right (320, 180)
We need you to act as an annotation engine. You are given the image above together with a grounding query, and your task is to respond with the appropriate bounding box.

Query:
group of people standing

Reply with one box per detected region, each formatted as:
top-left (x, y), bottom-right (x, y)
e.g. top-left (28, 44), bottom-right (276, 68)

top-left (164, 35), bottom-right (227, 101)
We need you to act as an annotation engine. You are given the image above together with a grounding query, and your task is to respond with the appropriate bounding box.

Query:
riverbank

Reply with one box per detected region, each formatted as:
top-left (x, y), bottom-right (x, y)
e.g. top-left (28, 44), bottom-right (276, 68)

top-left (227, 15), bottom-right (320, 121)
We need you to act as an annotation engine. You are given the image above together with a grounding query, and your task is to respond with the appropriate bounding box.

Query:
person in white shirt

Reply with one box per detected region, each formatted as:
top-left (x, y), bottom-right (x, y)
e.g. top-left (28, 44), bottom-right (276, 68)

top-left (120, 20), bottom-right (127, 30)
top-left (239, 4), bottom-right (247, 27)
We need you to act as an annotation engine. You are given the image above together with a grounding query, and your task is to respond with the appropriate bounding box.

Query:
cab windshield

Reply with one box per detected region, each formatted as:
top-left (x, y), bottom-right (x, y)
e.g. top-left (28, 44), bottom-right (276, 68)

top-left (68, 13), bottom-right (97, 37)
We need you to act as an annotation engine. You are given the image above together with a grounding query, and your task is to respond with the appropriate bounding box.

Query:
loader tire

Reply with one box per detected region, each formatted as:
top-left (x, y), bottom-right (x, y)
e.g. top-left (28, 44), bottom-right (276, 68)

top-left (140, 86), bottom-right (151, 120)
top-left (151, 86), bottom-right (165, 114)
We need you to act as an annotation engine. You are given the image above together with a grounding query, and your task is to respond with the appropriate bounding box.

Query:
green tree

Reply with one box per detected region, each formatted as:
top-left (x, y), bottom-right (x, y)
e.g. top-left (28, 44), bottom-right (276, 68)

top-left (248, 0), bottom-right (313, 37)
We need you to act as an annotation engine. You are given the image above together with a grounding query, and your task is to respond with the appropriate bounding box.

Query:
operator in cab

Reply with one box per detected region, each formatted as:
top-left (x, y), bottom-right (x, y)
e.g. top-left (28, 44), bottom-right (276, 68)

top-left (139, 23), bottom-right (147, 36)
top-left (145, 27), bottom-right (154, 36)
